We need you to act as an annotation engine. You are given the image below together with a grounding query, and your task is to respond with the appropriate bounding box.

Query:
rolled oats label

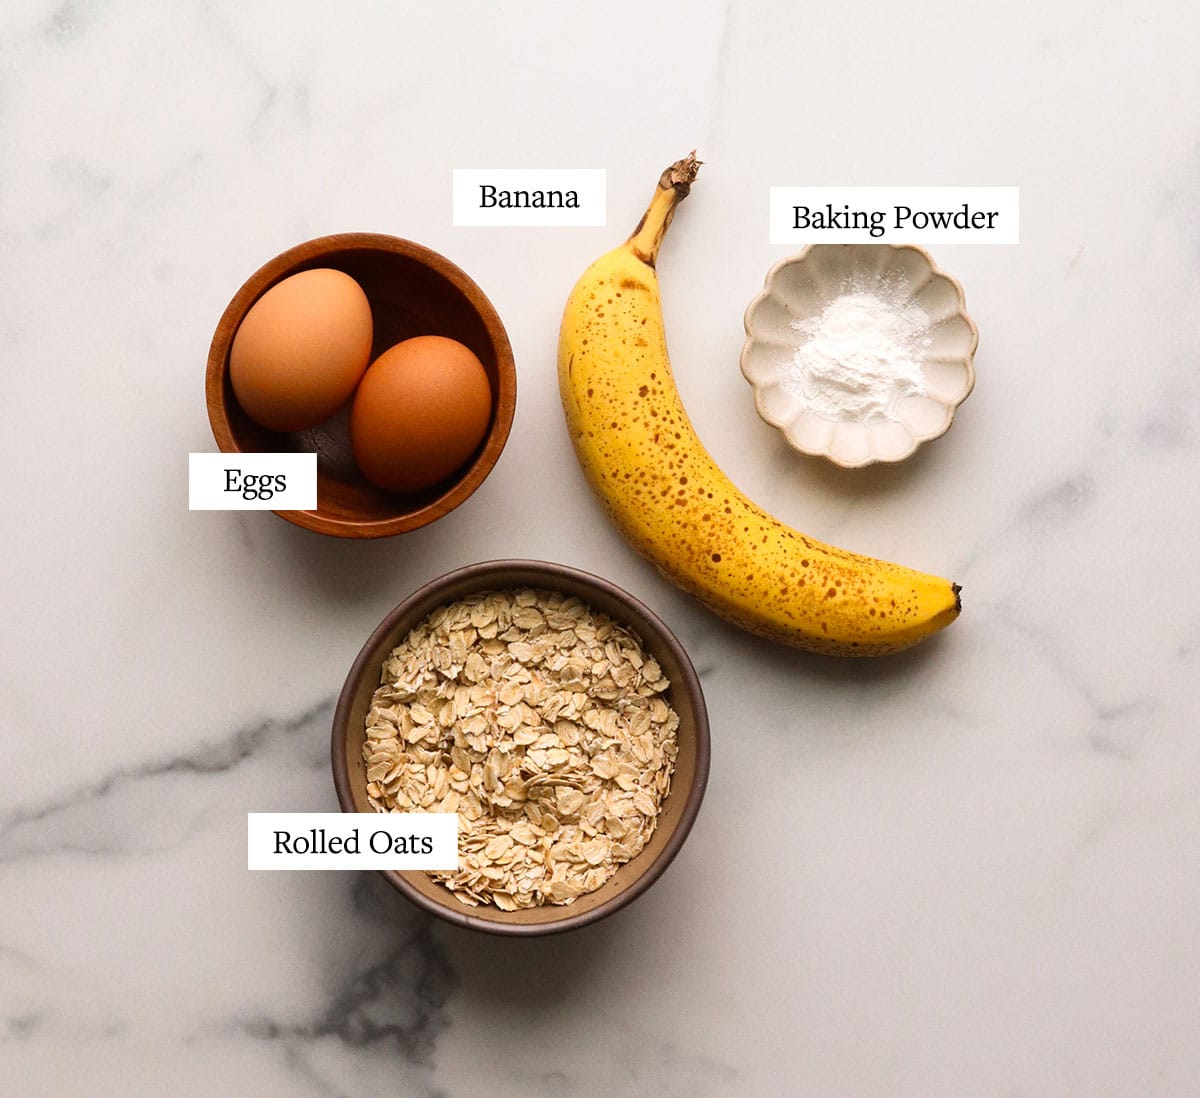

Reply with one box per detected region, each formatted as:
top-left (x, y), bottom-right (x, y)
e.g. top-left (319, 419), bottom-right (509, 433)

top-left (247, 812), bottom-right (458, 870)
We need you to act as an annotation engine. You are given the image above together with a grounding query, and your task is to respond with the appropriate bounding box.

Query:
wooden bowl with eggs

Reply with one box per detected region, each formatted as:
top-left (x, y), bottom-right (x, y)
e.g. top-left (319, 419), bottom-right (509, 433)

top-left (206, 233), bottom-right (516, 538)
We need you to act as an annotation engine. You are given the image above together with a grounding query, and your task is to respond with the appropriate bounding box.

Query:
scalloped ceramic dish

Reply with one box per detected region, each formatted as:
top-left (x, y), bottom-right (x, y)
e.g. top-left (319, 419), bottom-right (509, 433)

top-left (741, 244), bottom-right (977, 468)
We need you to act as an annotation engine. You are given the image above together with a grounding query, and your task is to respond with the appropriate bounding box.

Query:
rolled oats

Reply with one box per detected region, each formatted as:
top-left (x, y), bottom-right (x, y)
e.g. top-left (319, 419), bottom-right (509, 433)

top-left (364, 588), bottom-right (680, 910)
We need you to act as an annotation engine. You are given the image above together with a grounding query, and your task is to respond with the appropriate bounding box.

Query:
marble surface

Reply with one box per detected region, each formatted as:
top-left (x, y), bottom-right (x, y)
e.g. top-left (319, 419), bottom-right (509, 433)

top-left (4, 2), bottom-right (1200, 1094)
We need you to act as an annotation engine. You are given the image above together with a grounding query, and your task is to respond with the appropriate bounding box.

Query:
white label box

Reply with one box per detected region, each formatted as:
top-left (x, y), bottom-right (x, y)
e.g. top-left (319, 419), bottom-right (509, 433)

top-left (453, 168), bottom-right (606, 226)
top-left (189, 452), bottom-right (317, 510)
top-left (247, 812), bottom-right (459, 871)
top-left (770, 186), bottom-right (1020, 245)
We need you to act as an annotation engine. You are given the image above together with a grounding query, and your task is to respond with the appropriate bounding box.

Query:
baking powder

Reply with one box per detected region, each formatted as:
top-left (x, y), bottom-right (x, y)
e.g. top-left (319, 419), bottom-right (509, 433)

top-left (781, 285), bottom-right (931, 422)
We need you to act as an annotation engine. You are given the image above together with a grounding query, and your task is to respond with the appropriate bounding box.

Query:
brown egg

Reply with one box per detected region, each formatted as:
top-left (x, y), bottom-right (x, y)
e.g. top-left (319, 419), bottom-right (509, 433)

top-left (350, 336), bottom-right (493, 494)
top-left (229, 268), bottom-right (373, 432)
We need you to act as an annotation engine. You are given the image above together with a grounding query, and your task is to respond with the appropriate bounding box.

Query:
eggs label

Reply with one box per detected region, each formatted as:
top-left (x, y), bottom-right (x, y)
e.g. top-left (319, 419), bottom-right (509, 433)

top-left (189, 452), bottom-right (316, 510)
top-left (247, 813), bottom-right (458, 871)
top-left (453, 168), bottom-right (606, 226)
top-left (769, 186), bottom-right (1020, 244)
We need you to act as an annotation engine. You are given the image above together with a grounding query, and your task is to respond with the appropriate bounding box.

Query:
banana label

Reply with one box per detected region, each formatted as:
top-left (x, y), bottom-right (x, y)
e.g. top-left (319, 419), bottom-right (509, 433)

top-left (453, 168), bottom-right (606, 227)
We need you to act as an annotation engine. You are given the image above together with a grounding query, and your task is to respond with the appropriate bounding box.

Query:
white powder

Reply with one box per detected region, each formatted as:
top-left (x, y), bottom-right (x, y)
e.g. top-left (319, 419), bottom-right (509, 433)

top-left (781, 285), bottom-right (931, 422)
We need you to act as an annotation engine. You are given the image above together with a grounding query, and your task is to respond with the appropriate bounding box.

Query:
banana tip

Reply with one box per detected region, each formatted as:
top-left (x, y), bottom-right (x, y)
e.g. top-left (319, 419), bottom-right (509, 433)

top-left (952, 582), bottom-right (962, 614)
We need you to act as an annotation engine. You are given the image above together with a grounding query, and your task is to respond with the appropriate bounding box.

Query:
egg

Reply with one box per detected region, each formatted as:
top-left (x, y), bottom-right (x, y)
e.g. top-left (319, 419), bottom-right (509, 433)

top-left (350, 336), bottom-right (493, 494)
top-left (229, 268), bottom-right (373, 432)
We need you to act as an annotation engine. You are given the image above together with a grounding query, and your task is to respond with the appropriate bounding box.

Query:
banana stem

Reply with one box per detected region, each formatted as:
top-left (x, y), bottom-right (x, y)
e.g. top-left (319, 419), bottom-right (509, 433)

top-left (627, 151), bottom-right (702, 266)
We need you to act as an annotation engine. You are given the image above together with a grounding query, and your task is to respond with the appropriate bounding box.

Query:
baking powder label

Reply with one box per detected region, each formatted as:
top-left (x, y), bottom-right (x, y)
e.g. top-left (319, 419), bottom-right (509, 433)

top-left (770, 186), bottom-right (1020, 244)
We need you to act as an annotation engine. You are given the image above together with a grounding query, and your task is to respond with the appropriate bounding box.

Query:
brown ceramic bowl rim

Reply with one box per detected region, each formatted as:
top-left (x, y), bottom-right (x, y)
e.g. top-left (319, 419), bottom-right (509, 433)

top-left (331, 559), bottom-right (711, 936)
top-left (205, 232), bottom-right (517, 538)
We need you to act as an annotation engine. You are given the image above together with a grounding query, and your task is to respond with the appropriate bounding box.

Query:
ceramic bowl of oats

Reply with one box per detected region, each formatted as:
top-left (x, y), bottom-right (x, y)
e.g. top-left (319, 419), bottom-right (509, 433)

top-left (332, 559), bottom-right (710, 936)
top-left (741, 244), bottom-right (978, 468)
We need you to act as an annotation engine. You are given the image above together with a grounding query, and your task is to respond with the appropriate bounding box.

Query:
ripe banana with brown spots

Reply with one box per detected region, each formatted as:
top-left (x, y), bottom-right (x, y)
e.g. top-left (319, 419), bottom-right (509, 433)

top-left (556, 153), bottom-right (961, 655)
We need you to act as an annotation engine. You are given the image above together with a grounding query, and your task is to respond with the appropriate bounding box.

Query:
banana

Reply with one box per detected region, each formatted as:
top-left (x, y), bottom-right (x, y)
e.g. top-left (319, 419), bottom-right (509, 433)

top-left (556, 153), bottom-right (962, 656)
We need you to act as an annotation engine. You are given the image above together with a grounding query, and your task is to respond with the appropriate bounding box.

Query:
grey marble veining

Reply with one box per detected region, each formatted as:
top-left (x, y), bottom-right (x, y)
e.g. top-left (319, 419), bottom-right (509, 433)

top-left (4, 0), bottom-right (1200, 1095)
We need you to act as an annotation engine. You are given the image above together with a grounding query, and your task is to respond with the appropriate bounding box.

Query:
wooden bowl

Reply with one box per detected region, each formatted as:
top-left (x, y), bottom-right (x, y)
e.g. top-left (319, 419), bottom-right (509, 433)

top-left (331, 560), bottom-right (711, 936)
top-left (206, 233), bottom-right (517, 538)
